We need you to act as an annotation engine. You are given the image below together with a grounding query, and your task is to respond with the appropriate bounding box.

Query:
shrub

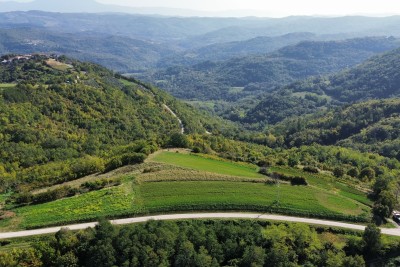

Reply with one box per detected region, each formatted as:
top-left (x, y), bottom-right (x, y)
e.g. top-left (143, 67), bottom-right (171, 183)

top-left (258, 167), bottom-right (270, 176)
top-left (14, 192), bottom-right (33, 204)
top-left (303, 166), bottom-right (319, 173)
top-left (105, 153), bottom-right (146, 172)
top-left (290, 177), bottom-right (308, 186)
top-left (81, 178), bottom-right (122, 192)
top-left (192, 147), bottom-right (201, 153)
top-left (359, 167), bottom-right (375, 181)
top-left (347, 167), bottom-right (360, 178)
top-left (333, 167), bottom-right (345, 178)
top-left (270, 172), bottom-right (308, 186)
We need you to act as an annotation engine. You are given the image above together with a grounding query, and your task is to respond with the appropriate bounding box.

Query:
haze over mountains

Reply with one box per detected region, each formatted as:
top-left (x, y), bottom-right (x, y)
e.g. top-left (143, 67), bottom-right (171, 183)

top-left (0, 0), bottom-right (201, 16)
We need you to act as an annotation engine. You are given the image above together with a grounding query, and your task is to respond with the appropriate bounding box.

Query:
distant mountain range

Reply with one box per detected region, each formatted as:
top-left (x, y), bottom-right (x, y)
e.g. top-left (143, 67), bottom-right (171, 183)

top-left (0, 0), bottom-right (230, 16)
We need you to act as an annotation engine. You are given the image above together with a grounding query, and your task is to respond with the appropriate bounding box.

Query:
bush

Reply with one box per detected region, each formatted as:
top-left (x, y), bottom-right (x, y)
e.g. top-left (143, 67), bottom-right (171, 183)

top-left (258, 167), bottom-right (270, 176)
top-left (14, 192), bottom-right (33, 204)
top-left (359, 167), bottom-right (375, 181)
top-left (192, 147), bottom-right (201, 153)
top-left (347, 167), bottom-right (360, 178)
top-left (14, 186), bottom-right (78, 205)
top-left (81, 178), bottom-right (122, 192)
top-left (105, 153), bottom-right (146, 172)
top-left (333, 167), bottom-right (345, 178)
top-left (303, 166), bottom-right (319, 173)
top-left (290, 177), bottom-right (308, 186)
top-left (32, 186), bottom-right (77, 204)
top-left (270, 172), bottom-right (308, 186)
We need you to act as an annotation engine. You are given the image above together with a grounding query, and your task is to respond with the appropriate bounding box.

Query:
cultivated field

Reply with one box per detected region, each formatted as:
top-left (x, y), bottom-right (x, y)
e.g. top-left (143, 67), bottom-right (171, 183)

top-left (0, 151), bottom-right (373, 230)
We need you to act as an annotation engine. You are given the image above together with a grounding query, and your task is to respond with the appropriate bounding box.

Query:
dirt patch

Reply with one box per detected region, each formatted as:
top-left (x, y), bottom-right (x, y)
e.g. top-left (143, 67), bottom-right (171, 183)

top-left (46, 59), bottom-right (73, 71)
top-left (0, 211), bottom-right (15, 220)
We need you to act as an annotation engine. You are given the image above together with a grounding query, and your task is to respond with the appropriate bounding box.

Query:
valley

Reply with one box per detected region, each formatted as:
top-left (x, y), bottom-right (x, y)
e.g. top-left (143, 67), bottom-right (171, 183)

top-left (1, 5), bottom-right (400, 266)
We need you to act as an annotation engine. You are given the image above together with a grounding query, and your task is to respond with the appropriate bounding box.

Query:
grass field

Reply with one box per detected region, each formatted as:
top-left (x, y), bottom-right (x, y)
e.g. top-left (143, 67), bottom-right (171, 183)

top-left (151, 152), bottom-right (264, 178)
top-left (0, 152), bottom-right (373, 230)
top-left (13, 183), bottom-right (141, 229)
top-left (140, 181), bottom-right (369, 217)
top-left (270, 166), bottom-right (372, 207)
top-left (1, 179), bottom-right (369, 230)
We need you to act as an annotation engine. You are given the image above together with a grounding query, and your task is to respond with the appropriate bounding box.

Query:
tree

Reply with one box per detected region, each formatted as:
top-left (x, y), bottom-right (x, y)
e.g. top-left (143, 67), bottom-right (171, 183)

top-left (333, 167), bottom-right (345, 178)
top-left (341, 255), bottom-right (365, 267)
top-left (168, 133), bottom-right (190, 148)
top-left (373, 190), bottom-right (396, 222)
top-left (359, 167), bottom-right (375, 181)
top-left (174, 240), bottom-right (196, 267)
top-left (86, 219), bottom-right (117, 267)
top-left (362, 224), bottom-right (382, 258)
top-left (194, 246), bottom-right (213, 267)
top-left (240, 245), bottom-right (265, 267)
top-left (347, 167), bottom-right (360, 178)
top-left (288, 156), bottom-right (299, 167)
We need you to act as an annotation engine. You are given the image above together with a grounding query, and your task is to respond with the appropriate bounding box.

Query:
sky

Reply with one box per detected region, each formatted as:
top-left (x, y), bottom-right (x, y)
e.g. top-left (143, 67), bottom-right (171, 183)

top-left (4, 0), bottom-right (400, 17)
top-left (97, 0), bottom-right (400, 17)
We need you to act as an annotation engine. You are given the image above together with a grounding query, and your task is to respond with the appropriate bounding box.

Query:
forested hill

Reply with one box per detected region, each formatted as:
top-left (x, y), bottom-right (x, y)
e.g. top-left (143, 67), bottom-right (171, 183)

top-left (0, 55), bottom-right (225, 191)
top-left (147, 37), bottom-right (400, 101)
top-left (284, 46), bottom-right (400, 102)
top-left (241, 46), bottom-right (400, 127)
top-left (270, 99), bottom-right (400, 159)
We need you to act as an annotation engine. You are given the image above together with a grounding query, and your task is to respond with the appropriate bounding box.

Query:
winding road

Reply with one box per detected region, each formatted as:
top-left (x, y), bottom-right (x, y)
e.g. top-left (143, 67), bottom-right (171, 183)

top-left (1, 213), bottom-right (399, 239)
top-left (163, 104), bottom-right (185, 134)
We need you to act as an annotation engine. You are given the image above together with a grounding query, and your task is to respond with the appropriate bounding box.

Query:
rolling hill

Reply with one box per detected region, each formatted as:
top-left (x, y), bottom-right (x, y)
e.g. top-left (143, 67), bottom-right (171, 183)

top-left (0, 27), bottom-right (176, 72)
top-left (147, 37), bottom-right (400, 101)
top-left (240, 46), bottom-right (400, 127)
top-left (271, 99), bottom-right (400, 159)
top-left (0, 54), bottom-right (229, 192)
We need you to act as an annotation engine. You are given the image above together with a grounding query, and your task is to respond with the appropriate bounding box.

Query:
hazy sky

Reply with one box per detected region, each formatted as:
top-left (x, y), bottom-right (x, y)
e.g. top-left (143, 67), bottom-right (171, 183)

top-left (96, 0), bottom-right (400, 16)
top-left (5, 0), bottom-right (400, 17)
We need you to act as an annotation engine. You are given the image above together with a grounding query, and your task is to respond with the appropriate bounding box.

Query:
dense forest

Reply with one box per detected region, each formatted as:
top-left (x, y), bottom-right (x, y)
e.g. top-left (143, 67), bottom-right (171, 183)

top-left (2, 219), bottom-right (400, 267)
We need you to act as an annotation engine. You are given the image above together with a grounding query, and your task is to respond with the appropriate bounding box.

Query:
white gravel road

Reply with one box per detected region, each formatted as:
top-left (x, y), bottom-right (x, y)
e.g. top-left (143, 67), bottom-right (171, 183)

top-left (1, 213), bottom-right (400, 239)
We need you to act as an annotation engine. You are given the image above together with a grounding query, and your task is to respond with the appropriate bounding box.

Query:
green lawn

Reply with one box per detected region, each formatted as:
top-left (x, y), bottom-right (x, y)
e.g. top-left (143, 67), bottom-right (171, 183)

top-left (151, 152), bottom-right (264, 178)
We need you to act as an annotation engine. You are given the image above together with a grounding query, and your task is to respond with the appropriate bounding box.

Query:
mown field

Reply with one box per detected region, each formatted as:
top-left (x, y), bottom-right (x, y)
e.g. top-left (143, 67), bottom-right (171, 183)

top-left (270, 166), bottom-right (373, 207)
top-left (0, 151), bottom-right (373, 230)
top-left (151, 152), bottom-right (264, 178)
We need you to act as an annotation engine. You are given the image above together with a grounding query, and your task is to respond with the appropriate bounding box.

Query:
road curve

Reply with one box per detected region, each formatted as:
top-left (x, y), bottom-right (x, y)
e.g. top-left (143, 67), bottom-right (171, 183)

top-left (1, 213), bottom-right (399, 239)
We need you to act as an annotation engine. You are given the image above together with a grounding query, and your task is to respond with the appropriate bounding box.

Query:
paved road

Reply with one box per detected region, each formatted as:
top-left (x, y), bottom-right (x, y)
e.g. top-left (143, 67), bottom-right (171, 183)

top-left (1, 213), bottom-right (400, 239)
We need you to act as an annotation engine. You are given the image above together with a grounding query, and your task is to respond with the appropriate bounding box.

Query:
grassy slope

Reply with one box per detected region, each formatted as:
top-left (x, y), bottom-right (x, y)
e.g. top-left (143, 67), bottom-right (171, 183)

top-left (151, 152), bottom-right (264, 178)
top-left (0, 152), bottom-right (372, 230)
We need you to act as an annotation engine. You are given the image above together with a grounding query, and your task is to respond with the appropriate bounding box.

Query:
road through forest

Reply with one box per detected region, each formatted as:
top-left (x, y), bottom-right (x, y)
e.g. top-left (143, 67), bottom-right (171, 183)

top-left (1, 213), bottom-right (399, 239)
